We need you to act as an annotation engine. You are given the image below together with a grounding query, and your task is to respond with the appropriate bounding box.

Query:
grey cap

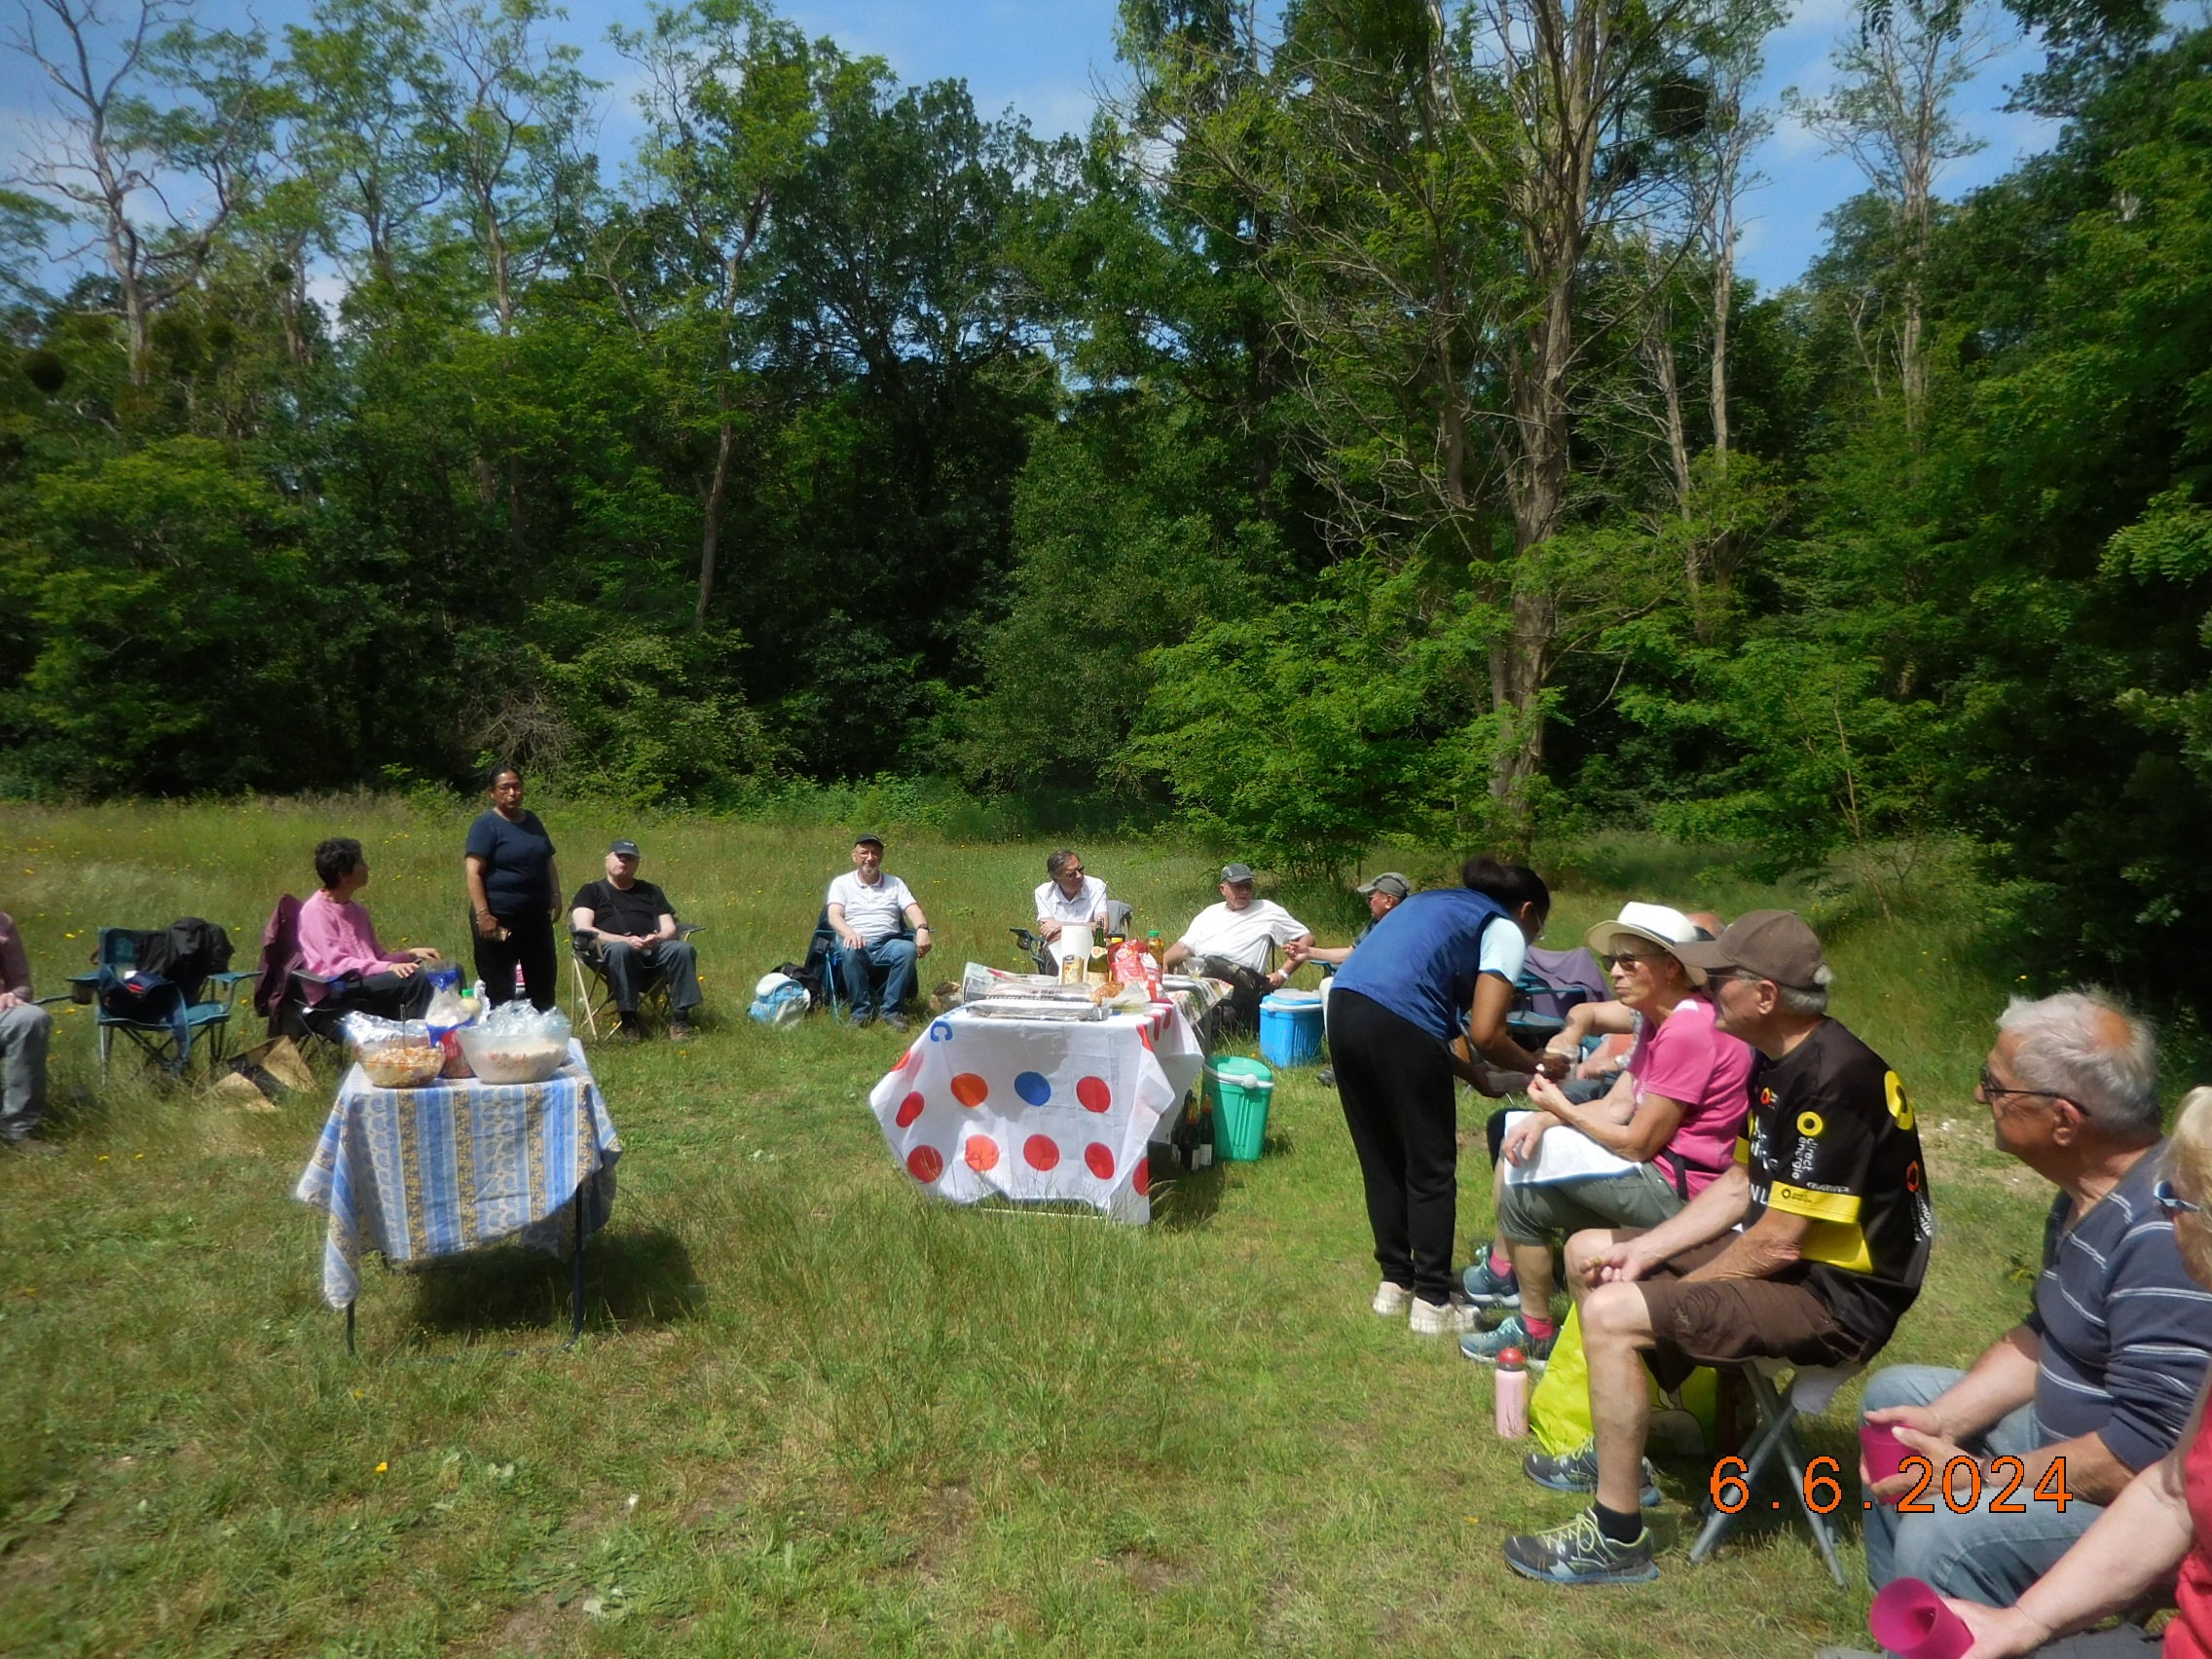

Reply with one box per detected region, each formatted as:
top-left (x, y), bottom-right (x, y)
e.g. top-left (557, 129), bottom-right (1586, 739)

top-left (1357, 871), bottom-right (1411, 899)
top-left (853, 831), bottom-right (885, 849)
top-left (1220, 863), bottom-right (1256, 884)
top-left (608, 838), bottom-right (641, 858)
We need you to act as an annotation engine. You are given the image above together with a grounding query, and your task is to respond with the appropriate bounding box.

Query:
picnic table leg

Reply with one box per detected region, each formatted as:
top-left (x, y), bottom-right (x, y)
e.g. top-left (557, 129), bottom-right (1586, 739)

top-left (344, 1299), bottom-right (356, 1356)
top-left (563, 1187), bottom-right (587, 1349)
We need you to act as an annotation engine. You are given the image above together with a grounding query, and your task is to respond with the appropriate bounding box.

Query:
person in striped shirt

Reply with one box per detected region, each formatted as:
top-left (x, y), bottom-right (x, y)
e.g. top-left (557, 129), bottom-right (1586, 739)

top-left (1858, 990), bottom-right (2212, 1611)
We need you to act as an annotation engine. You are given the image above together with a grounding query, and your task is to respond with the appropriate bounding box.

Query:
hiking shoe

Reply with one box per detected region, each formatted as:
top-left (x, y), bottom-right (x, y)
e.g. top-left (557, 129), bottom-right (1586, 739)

top-left (884, 1012), bottom-right (912, 1034)
top-left (849, 1011), bottom-right (876, 1030)
top-left (3, 1134), bottom-right (61, 1160)
top-left (668, 1017), bottom-right (694, 1042)
top-left (1408, 1294), bottom-right (1478, 1336)
top-left (1316, 1066), bottom-right (1337, 1088)
top-left (1501, 1509), bottom-right (1659, 1586)
top-left (1461, 1257), bottom-right (1522, 1309)
top-left (613, 1014), bottom-right (643, 1045)
top-left (1523, 1442), bottom-right (1663, 1507)
top-left (1372, 1279), bottom-right (1414, 1317)
top-left (1459, 1314), bottom-right (1556, 1369)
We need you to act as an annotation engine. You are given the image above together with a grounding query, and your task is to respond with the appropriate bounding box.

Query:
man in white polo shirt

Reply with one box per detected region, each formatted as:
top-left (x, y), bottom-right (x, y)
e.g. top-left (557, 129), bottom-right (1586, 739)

top-left (1163, 863), bottom-right (1312, 1038)
top-left (825, 832), bottom-right (934, 1032)
top-left (1033, 849), bottom-right (1109, 942)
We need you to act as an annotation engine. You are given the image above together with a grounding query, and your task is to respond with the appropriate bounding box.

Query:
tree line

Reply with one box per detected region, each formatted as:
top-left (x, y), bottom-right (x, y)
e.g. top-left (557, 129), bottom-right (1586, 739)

top-left (2, 0), bottom-right (2209, 1013)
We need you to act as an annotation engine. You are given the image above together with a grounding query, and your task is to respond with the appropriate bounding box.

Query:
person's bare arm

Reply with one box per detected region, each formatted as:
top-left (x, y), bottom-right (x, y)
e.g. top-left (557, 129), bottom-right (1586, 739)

top-left (1162, 940), bottom-right (1193, 969)
top-left (571, 903), bottom-right (599, 937)
top-left (1678, 1203), bottom-right (1812, 1283)
top-left (1548, 1083), bottom-right (1685, 1162)
top-left (828, 903), bottom-right (862, 950)
top-left (1590, 1164), bottom-right (1754, 1283)
top-left (1463, 973), bottom-right (1545, 1076)
top-left (465, 854), bottom-right (501, 939)
top-left (654, 909), bottom-right (678, 945)
top-left (903, 901), bottom-right (934, 959)
top-left (1945, 1434), bottom-right (2196, 1659)
top-left (545, 859), bottom-right (561, 924)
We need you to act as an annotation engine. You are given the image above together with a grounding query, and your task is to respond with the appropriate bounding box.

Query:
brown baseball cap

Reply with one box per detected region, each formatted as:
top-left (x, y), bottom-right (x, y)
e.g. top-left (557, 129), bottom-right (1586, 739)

top-left (1673, 909), bottom-right (1828, 991)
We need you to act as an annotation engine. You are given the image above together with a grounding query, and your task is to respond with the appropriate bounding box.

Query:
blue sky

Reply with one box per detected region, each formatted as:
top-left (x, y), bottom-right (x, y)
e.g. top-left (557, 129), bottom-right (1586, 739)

top-left (2, 0), bottom-right (2060, 294)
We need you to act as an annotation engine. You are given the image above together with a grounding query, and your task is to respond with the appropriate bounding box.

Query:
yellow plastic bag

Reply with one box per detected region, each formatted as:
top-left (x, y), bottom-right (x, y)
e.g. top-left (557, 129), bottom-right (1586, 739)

top-left (1529, 1304), bottom-right (1718, 1456)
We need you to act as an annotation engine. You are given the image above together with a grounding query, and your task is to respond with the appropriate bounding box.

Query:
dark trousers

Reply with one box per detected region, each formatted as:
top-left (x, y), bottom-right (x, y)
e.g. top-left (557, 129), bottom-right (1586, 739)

top-left (595, 938), bottom-right (702, 1015)
top-left (1195, 956), bottom-right (1271, 1046)
top-left (324, 969), bottom-right (435, 1024)
top-left (473, 913), bottom-right (558, 1012)
top-left (1331, 988), bottom-right (1461, 1306)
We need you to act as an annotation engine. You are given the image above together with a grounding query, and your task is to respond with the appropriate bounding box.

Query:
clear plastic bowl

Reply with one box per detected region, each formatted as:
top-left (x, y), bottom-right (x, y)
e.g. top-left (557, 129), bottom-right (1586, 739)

top-left (456, 1025), bottom-right (569, 1085)
top-left (355, 1040), bottom-right (447, 1088)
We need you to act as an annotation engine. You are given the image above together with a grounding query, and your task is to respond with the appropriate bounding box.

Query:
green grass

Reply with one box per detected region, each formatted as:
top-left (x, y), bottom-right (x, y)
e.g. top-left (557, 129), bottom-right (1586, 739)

top-left (0, 801), bottom-right (2050, 1656)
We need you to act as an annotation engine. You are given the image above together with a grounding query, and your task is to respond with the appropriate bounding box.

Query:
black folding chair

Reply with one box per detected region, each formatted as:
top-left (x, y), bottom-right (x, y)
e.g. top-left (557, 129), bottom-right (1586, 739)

top-left (569, 923), bottom-right (705, 1039)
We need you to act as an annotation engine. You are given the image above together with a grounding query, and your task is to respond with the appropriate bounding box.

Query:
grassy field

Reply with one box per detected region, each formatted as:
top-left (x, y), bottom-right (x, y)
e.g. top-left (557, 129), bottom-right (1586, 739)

top-left (0, 800), bottom-right (2059, 1657)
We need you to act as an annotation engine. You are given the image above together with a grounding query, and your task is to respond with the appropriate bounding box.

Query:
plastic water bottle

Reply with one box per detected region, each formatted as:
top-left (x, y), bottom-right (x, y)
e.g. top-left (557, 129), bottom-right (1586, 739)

top-left (1494, 1346), bottom-right (1530, 1440)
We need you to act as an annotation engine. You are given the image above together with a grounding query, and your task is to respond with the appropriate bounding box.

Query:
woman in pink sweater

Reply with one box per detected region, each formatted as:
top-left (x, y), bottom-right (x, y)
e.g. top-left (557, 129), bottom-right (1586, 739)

top-left (297, 837), bottom-right (444, 1021)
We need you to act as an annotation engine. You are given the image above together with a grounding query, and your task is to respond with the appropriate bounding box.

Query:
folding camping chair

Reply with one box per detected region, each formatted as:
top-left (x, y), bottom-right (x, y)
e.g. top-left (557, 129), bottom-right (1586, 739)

top-left (803, 907), bottom-right (917, 1019)
top-left (251, 897), bottom-right (348, 1057)
top-left (76, 926), bottom-right (256, 1077)
top-left (1505, 944), bottom-right (1608, 1051)
top-left (1685, 1357), bottom-right (1865, 1587)
top-left (569, 922), bottom-right (705, 1040)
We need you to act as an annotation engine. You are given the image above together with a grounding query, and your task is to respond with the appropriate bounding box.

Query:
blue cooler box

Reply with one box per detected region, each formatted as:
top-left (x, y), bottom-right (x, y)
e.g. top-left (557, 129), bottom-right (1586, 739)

top-left (1259, 991), bottom-right (1324, 1068)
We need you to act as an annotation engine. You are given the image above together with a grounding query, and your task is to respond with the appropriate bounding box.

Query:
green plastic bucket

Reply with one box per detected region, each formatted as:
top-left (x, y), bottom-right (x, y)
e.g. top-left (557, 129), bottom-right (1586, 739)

top-left (1204, 1056), bottom-right (1275, 1161)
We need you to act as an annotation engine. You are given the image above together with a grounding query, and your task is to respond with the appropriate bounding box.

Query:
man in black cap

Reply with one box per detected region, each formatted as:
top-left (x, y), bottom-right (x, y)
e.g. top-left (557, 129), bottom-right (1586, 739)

top-left (571, 839), bottom-right (701, 1041)
top-left (825, 832), bottom-right (933, 1032)
top-left (1501, 908), bottom-right (1933, 1587)
top-left (1162, 863), bottom-right (1312, 1039)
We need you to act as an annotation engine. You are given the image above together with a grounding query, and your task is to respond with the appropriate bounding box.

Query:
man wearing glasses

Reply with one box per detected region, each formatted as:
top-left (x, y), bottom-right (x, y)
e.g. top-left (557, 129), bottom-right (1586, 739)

top-left (1502, 909), bottom-right (1934, 1585)
top-left (1844, 989), bottom-right (2212, 1623)
top-left (1033, 850), bottom-right (1109, 943)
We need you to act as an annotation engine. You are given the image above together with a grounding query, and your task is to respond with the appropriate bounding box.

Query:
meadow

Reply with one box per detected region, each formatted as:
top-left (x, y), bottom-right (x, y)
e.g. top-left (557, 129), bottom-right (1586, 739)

top-left (0, 799), bottom-right (2057, 1657)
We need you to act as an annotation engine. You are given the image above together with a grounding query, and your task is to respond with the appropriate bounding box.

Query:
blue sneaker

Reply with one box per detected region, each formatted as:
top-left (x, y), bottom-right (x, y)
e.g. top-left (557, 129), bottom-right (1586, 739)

top-left (1502, 1508), bottom-right (1659, 1586)
top-left (1461, 1257), bottom-right (1521, 1309)
top-left (1458, 1313), bottom-right (1556, 1369)
top-left (1522, 1441), bottom-right (1662, 1507)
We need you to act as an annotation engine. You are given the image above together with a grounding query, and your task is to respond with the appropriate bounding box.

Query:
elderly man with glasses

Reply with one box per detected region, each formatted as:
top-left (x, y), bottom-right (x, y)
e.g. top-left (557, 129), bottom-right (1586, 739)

top-left (1840, 989), bottom-right (2212, 1623)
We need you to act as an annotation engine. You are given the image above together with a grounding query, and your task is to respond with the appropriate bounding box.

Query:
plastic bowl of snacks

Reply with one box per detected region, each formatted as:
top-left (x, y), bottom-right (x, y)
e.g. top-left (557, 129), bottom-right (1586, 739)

top-left (354, 1039), bottom-right (447, 1088)
top-left (457, 1025), bottom-right (570, 1085)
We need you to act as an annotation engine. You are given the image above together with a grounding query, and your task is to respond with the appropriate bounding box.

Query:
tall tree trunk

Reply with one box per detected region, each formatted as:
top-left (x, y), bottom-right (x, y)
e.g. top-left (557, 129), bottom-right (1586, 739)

top-left (695, 381), bottom-right (737, 630)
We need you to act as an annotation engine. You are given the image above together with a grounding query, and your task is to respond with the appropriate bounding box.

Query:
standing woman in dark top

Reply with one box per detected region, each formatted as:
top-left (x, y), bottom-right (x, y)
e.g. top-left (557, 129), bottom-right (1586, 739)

top-left (463, 765), bottom-right (561, 1010)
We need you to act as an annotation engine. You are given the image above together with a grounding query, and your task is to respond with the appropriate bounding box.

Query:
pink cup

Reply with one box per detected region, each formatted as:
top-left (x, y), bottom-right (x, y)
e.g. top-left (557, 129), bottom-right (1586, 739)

top-left (1861, 1422), bottom-right (1911, 1493)
top-left (1868, 1578), bottom-right (1972, 1659)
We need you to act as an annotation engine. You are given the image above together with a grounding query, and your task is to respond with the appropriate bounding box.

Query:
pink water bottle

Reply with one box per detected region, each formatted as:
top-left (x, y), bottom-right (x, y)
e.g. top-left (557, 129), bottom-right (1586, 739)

top-left (1494, 1346), bottom-right (1530, 1440)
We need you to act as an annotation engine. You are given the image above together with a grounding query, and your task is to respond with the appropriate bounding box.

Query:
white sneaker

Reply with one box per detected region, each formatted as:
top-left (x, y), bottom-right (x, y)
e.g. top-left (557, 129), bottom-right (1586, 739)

top-left (1409, 1294), bottom-right (1478, 1336)
top-left (1372, 1280), bottom-right (1414, 1317)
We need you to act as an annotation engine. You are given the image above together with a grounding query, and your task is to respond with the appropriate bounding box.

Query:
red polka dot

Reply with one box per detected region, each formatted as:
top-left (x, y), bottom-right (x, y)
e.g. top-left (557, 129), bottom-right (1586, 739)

top-left (950, 1073), bottom-right (989, 1108)
top-left (895, 1091), bottom-right (925, 1128)
top-left (1023, 1135), bottom-right (1060, 1171)
top-left (905, 1146), bottom-right (944, 1183)
top-left (1084, 1143), bottom-right (1115, 1179)
top-left (1076, 1076), bottom-right (1111, 1114)
top-left (965, 1136), bottom-right (1000, 1172)
top-left (896, 1045), bottom-right (923, 1076)
top-left (1132, 1157), bottom-right (1150, 1198)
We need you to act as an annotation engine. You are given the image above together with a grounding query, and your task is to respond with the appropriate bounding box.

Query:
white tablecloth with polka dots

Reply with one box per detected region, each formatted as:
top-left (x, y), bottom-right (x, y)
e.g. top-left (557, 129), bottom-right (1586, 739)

top-left (868, 1001), bottom-right (1204, 1223)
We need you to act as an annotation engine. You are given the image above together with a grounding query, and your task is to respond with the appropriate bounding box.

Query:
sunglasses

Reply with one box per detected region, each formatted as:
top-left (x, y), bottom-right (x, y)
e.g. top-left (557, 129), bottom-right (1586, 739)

top-left (2157, 1178), bottom-right (2203, 1219)
top-left (1603, 953), bottom-right (1659, 972)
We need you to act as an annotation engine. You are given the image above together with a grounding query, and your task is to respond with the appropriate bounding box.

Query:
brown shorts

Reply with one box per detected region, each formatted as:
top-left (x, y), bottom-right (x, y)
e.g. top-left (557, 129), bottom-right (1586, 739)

top-left (1634, 1237), bottom-right (1862, 1392)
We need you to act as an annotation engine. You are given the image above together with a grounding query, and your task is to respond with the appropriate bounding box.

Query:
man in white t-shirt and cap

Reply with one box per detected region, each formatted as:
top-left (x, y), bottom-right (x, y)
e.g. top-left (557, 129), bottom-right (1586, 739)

top-left (1163, 863), bottom-right (1313, 1038)
top-left (825, 832), bottom-right (934, 1032)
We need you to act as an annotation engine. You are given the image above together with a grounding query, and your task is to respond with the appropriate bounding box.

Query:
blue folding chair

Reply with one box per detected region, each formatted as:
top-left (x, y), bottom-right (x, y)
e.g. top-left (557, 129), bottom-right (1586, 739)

top-left (74, 926), bottom-right (256, 1077)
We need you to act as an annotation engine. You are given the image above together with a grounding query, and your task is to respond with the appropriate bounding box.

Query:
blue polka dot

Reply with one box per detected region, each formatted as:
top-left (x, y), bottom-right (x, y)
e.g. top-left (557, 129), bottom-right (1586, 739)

top-left (1014, 1070), bottom-right (1052, 1106)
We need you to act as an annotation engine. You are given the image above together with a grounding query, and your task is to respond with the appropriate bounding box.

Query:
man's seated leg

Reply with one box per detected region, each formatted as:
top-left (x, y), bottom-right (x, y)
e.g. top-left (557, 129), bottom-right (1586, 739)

top-left (1464, 1170), bottom-right (1674, 1364)
top-left (1870, 1371), bottom-right (2085, 1604)
top-left (838, 940), bottom-right (876, 1024)
top-left (644, 937), bottom-right (702, 1016)
top-left (0, 1001), bottom-right (54, 1145)
top-left (600, 940), bottom-right (646, 1014)
top-left (328, 970), bottom-right (434, 1023)
top-left (867, 937), bottom-right (918, 1024)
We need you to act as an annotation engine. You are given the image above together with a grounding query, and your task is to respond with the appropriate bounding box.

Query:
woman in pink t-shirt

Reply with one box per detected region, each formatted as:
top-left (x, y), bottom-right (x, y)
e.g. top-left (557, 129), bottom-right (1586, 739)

top-left (1460, 903), bottom-right (1755, 1368)
top-left (297, 836), bottom-right (444, 1022)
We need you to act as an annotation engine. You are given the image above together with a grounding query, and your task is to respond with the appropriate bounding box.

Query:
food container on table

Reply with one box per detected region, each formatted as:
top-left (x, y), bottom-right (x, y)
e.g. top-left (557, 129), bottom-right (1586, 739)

top-left (353, 1034), bottom-right (447, 1088)
top-left (456, 1023), bottom-right (570, 1085)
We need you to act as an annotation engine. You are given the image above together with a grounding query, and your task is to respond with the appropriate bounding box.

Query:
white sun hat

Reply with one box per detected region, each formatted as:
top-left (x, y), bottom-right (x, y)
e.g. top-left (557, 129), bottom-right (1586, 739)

top-left (1584, 903), bottom-right (1704, 977)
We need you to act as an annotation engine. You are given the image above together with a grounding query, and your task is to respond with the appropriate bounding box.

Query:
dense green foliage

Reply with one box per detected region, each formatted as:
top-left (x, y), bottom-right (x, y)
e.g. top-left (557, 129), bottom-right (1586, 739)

top-left (5, 0), bottom-right (2212, 1010)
